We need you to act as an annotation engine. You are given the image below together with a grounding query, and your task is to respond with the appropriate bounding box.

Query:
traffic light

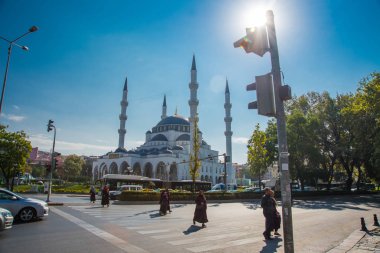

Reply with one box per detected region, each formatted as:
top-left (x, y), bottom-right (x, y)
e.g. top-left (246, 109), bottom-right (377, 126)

top-left (53, 158), bottom-right (59, 169)
top-left (47, 120), bottom-right (54, 132)
top-left (233, 26), bottom-right (269, 57)
top-left (46, 164), bottom-right (51, 174)
top-left (246, 73), bottom-right (276, 117)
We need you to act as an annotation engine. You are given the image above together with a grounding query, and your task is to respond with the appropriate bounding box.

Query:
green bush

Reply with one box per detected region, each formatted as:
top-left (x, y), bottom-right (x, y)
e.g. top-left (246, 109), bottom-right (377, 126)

top-left (52, 183), bottom-right (91, 194)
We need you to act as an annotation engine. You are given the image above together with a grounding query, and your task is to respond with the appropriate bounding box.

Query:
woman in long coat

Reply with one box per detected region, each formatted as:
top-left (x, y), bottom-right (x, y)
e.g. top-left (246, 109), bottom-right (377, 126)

top-left (270, 190), bottom-right (281, 236)
top-left (159, 190), bottom-right (169, 216)
top-left (101, 185), bottom-right (110, 207)
top-left (261, 188), bottom-right (277, 240)
top-left (90, 186), bottom-right (96, 203)
top-left (193, 190), bottom-right (208, 228)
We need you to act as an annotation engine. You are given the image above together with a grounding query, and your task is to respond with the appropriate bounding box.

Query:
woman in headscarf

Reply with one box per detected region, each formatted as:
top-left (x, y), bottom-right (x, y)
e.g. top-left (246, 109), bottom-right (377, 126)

top-left (90, 185), bottom-right (96, 203)
top-left (159, 190), bottom-right (169, 216)
top-left (101, 185), bottom-right (110, 207)
top-left (193, 190), bottom-right (208, 228)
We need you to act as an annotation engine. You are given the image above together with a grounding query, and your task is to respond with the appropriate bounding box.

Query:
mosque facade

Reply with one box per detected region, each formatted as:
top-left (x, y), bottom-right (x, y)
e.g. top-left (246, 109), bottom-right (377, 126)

top-left (92, 56), bottom-right (235, 185)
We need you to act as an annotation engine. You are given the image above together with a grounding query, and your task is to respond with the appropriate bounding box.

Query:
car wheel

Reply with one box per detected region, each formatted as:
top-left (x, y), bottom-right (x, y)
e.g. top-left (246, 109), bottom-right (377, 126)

top-left (18, 207), bottom-right (36, 222)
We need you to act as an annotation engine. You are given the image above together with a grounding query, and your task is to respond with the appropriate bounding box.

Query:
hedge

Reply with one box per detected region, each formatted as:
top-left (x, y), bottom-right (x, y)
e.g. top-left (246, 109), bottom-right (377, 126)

top-left (117, 190), bottom-right (377, 201)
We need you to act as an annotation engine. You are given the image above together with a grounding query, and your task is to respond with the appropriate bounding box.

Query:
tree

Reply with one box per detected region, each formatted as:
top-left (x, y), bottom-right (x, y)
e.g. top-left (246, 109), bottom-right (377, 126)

top-left (351, 72), bottom-right (380, 184)
top-left (0, 125), bottom-right (32, 190)
top-left (62, 155), bottom-right (85, 181)
top-left (285, 94), bottom-right (323, 189)
top-left (189, 115), bottom-right (201, 193)
top-left (247, 124), bottom-right (271, 190)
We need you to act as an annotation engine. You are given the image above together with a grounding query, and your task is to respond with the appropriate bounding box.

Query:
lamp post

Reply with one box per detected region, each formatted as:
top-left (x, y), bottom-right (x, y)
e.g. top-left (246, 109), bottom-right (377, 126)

top-left (0, 26), bottom-right (38, 115)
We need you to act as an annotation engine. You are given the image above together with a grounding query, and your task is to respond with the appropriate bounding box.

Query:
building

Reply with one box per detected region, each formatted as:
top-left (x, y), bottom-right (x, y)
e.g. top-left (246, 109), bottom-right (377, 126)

top-left (92, 56), bottom-right (235, 185)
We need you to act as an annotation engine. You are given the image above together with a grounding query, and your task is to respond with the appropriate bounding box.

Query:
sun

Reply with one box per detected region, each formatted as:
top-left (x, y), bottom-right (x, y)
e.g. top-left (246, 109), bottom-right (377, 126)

top-left (240, 5), bottom-right (269, 28)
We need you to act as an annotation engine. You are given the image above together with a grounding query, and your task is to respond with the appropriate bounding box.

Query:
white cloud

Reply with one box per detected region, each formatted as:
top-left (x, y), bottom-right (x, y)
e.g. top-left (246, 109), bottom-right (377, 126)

top-left (29, 134), bottom-right (145, 156)
top-left (1, 113), bottom-right (26, 122)
top-left (232, 136), bottom-right (249, 145)
top-left (209, 74), bottom-right (226, 93)
top-left (12, 105), bottom-right (20, 110)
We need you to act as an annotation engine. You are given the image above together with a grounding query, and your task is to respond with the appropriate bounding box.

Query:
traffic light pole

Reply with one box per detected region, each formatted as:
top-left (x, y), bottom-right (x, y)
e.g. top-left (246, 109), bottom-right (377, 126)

top-left (46, 125), bottom-right (56, 203)
top-left (266, 10), bottom-right (294, 253)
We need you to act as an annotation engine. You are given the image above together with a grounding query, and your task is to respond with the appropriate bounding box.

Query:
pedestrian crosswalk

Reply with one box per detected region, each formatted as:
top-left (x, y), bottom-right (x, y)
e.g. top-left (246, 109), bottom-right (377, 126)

top-left (67, 204), bottom-right (281, 252)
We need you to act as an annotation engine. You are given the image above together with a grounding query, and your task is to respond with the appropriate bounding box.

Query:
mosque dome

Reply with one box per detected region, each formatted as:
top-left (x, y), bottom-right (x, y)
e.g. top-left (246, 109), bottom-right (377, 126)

top-left (156, 115), bottom-right (190, 127)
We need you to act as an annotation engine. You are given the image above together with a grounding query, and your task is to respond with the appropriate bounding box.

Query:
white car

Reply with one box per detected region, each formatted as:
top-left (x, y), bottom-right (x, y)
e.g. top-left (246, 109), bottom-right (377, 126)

top-left (0, 207), bottom-right (13, 230)
top-left (109, 185), bottom-right (143, 200)
top-left (0, 188), bottom-right (49, 222)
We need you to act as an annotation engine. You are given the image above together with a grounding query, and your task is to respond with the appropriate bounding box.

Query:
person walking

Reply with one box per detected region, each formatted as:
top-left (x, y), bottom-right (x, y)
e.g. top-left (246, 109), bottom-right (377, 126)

top-left (159, 190), bottom-right (169, 216)
top-left (90, 185), bottom-right (96, 203)
top-left (269, 189), bottom-right (281, 236)
top-left (101, 185), bottom-right (110, 207)
top-left (261, 187), bottom-right (277, 240)
top-left (165, 189), bottom-right (172, 213)
top-left (193, 190), bottom-right (208, 228)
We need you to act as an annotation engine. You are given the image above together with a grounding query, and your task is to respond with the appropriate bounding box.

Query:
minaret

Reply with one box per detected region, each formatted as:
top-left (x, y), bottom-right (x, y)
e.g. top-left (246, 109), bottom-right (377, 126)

top-left (188, 55), bottom-right (199, 152)
top-left (224, 79), bottom-right (234, 184)
top-left (118, 77), bottom-right (128, 149)
top-left (161, 95), bottom-right (167, 119)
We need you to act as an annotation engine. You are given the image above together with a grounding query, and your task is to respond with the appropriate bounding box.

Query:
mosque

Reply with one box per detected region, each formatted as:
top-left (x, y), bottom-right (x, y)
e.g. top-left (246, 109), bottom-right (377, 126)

top-left (92, 56), bottom-right (235, 185)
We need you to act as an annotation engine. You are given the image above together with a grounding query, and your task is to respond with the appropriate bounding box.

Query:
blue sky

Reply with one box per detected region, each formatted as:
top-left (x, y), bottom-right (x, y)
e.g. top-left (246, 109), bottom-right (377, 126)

top-left (0, 0), bottom-right (379, 164)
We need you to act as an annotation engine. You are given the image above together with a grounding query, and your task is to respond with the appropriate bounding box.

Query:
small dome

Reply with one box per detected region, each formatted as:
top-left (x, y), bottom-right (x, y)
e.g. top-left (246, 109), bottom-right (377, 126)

top-left (115, 147), bottom-right (128, 153)
top-left (151, 134), bottom-right (168, 142)
top-left (173, 145), bottom-right (184, 150)
top-left (146, 130), bottom-right (152, 134)
top-left (176, 134), bottom-right (190, 141)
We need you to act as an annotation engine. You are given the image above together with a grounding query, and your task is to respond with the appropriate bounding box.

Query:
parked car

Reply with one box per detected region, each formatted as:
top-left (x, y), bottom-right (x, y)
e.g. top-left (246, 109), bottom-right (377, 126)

top-left (0, 207), bottom-right (13, 231)
top-left (243, 187), bottom-right (262, 192)
top-left (0, 188), bottom-right (49, 222)
top-left (206, 183), bottom-right (237, 192)
top-left (109, 185), bottom-right (143, 200)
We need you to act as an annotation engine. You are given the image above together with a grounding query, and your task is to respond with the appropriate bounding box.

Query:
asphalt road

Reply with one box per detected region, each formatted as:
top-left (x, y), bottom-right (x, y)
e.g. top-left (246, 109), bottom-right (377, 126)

top-left (1, 194), bottom-right (379, 253)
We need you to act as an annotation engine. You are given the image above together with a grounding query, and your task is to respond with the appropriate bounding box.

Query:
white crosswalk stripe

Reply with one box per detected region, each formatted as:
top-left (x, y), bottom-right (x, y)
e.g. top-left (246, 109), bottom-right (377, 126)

top-left (68, 205), bottom-right (272, 252)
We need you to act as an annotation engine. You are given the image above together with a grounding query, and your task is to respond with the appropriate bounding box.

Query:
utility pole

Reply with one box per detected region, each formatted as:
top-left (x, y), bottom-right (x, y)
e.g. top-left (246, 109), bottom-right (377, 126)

top-left (233, 10), bottom-right (294, 253)
top-left (266, 10), bottom-right (294, 253)
top-left (46, 120), bottom-right (56, 203)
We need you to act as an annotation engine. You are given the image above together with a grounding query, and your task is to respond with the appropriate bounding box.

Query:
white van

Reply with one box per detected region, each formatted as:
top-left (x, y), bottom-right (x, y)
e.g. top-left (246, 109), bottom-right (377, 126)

top-left (109, 185), bottom-right (142, 199)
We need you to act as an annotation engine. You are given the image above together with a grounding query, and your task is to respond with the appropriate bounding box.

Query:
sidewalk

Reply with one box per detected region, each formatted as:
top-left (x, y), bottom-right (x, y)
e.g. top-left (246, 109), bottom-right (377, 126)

top-left (328, 226), bottom-right (380, 253)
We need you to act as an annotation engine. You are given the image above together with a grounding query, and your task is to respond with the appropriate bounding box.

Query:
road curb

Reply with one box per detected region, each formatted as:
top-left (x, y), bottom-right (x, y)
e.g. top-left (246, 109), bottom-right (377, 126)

top-left (47, 202), bottom-right (64, 206)
top-left (327, 229), bottom-right (367, 253)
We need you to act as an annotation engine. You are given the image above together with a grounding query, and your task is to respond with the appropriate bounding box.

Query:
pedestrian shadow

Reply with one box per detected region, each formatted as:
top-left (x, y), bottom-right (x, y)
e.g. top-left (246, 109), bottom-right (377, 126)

top-left (242, 201), bottom-right (260, 210)
top-left (209, 203), bottom-right (220, 207)
top-left (149, 212), bottom-right (162, 218)
top-left (183, 225), bottom-right (202, 235)
top-left (84, 206), bottom-right (105, 209)
top-left (259, 237), bottom-right (282, 253)
top-left (172, 204), bottom-right (186, 209)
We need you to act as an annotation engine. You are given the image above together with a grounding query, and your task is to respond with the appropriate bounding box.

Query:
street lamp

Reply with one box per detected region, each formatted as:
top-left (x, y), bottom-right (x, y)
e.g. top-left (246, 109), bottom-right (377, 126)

top-left (0, 26), bottom-right (38, 115)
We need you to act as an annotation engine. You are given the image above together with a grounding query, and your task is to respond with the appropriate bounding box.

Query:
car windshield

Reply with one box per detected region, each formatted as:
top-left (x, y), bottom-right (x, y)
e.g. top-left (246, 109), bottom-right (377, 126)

top-left (0, 189), bottom-right (24, 199)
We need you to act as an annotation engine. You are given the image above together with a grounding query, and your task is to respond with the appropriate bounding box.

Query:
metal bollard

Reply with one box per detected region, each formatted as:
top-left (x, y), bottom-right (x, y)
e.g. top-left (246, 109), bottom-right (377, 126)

top-left (374, 214), bottom-right (380, 226)
top-left (361, 217), bottom-right (368, 231)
